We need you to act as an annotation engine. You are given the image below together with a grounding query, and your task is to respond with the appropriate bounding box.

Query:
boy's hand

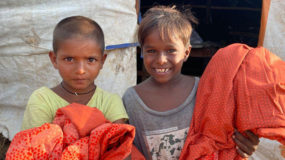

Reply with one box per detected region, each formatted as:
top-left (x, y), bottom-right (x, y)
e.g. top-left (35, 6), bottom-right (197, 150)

top-left (233, 130), bottom-right (260, 158)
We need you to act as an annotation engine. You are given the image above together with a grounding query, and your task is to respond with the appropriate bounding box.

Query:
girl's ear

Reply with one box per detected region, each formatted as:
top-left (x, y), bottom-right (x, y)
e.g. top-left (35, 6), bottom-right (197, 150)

top-left (184, 46), bottom-right (191, 62)
top-left (49, 51), bottom-right (58, 69)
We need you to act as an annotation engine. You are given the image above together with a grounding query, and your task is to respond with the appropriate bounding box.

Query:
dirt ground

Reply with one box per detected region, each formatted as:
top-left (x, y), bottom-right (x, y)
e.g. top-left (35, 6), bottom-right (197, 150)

top-left (0, 133), bottom-right (10, 160)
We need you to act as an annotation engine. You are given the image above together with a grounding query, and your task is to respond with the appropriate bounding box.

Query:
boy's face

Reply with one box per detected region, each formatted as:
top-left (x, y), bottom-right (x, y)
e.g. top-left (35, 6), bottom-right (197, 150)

top-left (142, 30), bottom-right (190, 84)
top-left (49, 37), bottom-right (106, 92)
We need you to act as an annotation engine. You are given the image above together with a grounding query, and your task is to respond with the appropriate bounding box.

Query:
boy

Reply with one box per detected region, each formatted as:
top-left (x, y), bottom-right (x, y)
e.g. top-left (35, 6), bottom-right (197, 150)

top-left (22, 16), bottom-right (128, 130)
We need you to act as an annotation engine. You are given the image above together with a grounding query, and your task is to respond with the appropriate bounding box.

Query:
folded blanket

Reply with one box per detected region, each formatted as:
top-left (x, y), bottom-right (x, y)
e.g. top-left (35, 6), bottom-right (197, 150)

top-left (180, 43), bottom-right (285, 160)
top-left (6, 103), bottom-right (145, 160)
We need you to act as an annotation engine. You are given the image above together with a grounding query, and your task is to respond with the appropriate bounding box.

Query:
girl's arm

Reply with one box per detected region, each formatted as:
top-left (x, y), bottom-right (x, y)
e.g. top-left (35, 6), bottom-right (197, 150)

top-left (233, 130), bottom-right (260, 157)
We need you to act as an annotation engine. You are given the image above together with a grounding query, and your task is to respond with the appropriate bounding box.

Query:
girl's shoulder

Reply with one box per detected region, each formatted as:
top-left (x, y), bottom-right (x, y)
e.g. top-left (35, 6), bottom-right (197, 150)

top-left (134, 78), bottom-right (152, 91)
top-left (181, 75), bottom-right (200, 86)
top-left (182, 74), bottom-right (198, 81)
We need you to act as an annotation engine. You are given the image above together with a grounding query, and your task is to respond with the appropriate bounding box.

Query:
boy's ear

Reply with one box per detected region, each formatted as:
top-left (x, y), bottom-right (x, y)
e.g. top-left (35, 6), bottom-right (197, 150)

top-left (49, 51), bottom-right (58, 69)
top-left (184, 46), bottom-right (191, 62)
top-left (100, 53), bottom-right (107, 69)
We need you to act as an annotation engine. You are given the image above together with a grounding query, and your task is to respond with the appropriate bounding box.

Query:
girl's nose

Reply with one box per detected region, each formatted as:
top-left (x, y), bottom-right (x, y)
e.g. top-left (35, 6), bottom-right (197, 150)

top-left (157, 52), bottom-right (167, 65)
top-left (75, 62), bottom-right (86, 74)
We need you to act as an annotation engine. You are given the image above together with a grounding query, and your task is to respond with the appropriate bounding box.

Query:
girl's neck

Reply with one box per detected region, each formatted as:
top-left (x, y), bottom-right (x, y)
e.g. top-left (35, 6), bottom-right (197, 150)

top-left (148, 74), bottom-right (185, 89)
top-left (135, 75), bottom-right (195, 112)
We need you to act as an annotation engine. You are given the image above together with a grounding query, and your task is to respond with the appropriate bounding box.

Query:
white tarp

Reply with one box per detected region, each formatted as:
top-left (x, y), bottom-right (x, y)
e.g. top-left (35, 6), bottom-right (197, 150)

top-left (263, 0), bottom-right (285, 60)
top-left (251, 0), bottom-right (285, 159)
top-left (251, 1), bottom-right (285, 159)
top-left (0, 0), bottom-right (138, 140)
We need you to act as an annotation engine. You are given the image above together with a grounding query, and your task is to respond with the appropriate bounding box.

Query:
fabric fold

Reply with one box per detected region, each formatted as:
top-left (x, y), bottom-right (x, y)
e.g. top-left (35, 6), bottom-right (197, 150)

top-left (180, 43), bottom-right (285, 160)
top-left (6, 103), bottom-right (145, 160)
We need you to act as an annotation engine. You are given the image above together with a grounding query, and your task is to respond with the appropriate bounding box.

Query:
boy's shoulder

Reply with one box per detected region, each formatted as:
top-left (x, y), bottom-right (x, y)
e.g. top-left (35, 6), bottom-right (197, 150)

top-left (93, 87), bottom-right (122, 102)
top-left (30, 86), bottom-right (53, 96)
top-left (27, 86), bottom-right (63, 106)
top-left (95, 87), bottom-right (117, 97)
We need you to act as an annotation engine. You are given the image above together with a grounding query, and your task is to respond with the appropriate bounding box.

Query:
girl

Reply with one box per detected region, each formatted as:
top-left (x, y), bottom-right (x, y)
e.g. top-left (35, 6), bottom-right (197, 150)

top-left (123, 6), bottom-right (259, 160)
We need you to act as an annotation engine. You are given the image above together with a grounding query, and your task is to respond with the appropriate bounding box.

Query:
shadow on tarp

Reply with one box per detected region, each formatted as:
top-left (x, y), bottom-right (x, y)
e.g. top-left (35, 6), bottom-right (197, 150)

top-left (0, 133), bottom-right (10, 160)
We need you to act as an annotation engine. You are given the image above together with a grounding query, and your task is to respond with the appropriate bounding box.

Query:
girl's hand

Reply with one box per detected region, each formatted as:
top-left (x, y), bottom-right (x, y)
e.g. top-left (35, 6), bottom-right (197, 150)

top-left (233, 130), bottom-right (260, 158)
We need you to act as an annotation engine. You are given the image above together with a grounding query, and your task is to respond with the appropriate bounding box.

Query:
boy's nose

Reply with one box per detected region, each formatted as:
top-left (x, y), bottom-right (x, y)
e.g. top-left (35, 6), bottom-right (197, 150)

top-left (75, 62), bottom-right (86, 74)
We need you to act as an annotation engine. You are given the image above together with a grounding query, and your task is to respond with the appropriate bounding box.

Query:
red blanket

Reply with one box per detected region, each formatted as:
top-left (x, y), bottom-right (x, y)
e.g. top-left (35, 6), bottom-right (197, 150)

top-left (6, 103), bottom-right (145, 160)
top-left (180, 43), bottom-right (285, 160)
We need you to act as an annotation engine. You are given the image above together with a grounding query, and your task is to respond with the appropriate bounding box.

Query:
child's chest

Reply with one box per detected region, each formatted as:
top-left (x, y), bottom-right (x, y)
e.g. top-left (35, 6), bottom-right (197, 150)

top-left (139, 87), bottom-right (192, 112)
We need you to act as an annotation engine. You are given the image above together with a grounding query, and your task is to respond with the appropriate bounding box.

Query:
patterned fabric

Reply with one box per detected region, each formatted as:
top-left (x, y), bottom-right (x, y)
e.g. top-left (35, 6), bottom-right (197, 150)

top-left (6, 103), bottom-right (145, 160)
top-left (180, 43), bottom-right (285, 160)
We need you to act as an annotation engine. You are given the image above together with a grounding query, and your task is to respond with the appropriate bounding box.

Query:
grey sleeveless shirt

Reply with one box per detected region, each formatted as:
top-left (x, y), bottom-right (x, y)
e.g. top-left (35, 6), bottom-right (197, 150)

top-left (122, 77), bottom-right (199, 160)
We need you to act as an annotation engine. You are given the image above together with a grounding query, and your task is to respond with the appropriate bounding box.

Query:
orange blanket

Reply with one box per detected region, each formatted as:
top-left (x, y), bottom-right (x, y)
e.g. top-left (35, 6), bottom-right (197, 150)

top-left (6, 103), bottom-right (145, 160)
top-left (180, 43), bottom-right (285, 160)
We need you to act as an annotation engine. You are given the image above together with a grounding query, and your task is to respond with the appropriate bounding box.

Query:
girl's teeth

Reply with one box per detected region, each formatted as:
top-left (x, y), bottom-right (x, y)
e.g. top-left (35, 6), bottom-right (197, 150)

top-left (156, 69), bottom-right (169, 73)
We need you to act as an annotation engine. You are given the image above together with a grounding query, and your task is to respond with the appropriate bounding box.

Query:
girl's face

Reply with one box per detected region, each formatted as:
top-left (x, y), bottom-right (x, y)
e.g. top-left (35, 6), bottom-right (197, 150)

top-left (49, 37), bottom-right (106, 92)
top-left (142, 30), bottom-right (191, 84)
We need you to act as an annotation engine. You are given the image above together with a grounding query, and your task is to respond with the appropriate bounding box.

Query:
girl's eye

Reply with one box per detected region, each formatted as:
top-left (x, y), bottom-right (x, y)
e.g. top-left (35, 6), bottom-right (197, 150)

top-left (167, 49), bottom-right (176, 53)
top-left (88, 58), bottom-right (96, 62)
top-left (64, 57), bottom-right (73, 62)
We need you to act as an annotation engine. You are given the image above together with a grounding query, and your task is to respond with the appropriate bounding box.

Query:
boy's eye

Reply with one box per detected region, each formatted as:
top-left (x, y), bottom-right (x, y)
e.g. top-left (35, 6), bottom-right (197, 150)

top-left (146, 49), bottom-right (155, 54)
top-left (64, 57), bottom-right (73, 62)
top-left (88, 58), bottom-right (96, 62)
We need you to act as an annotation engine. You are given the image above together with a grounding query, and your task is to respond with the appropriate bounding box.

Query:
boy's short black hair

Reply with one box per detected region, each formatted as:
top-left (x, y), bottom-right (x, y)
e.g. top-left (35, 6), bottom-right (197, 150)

top-left (53, 16), bottom-right (105, 54)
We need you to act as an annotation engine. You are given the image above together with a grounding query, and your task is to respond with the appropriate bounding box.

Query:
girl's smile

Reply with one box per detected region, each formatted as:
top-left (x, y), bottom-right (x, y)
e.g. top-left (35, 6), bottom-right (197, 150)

top-left (154, 68), bottom-right (170, 73)
top-left (142, 30), bottom-right (190, 84)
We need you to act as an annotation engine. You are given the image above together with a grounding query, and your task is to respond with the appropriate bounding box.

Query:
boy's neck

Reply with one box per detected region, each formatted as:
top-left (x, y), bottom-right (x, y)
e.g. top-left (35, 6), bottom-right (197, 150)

top-left (51, 83), bottom-right (96, 105)
top-left (60, 82), bottom-right (96, 96)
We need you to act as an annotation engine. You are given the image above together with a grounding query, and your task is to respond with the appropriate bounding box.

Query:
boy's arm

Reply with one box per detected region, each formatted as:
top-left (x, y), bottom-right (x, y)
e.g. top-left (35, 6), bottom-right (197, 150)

top-left (103, 94), bottom-right (129, 122)
top-left (233, 130), bottom-right (260, 157)
top-left (113, 119), bottom-right (127, 124)
top-left (22, 92), bottom-right (53, 130)
top-left (22, 104), bottom-right (51, 130)
top-left (124, 155), bottom-right (131, 160)
top-left (113, 119), bottom-right (131, 160)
